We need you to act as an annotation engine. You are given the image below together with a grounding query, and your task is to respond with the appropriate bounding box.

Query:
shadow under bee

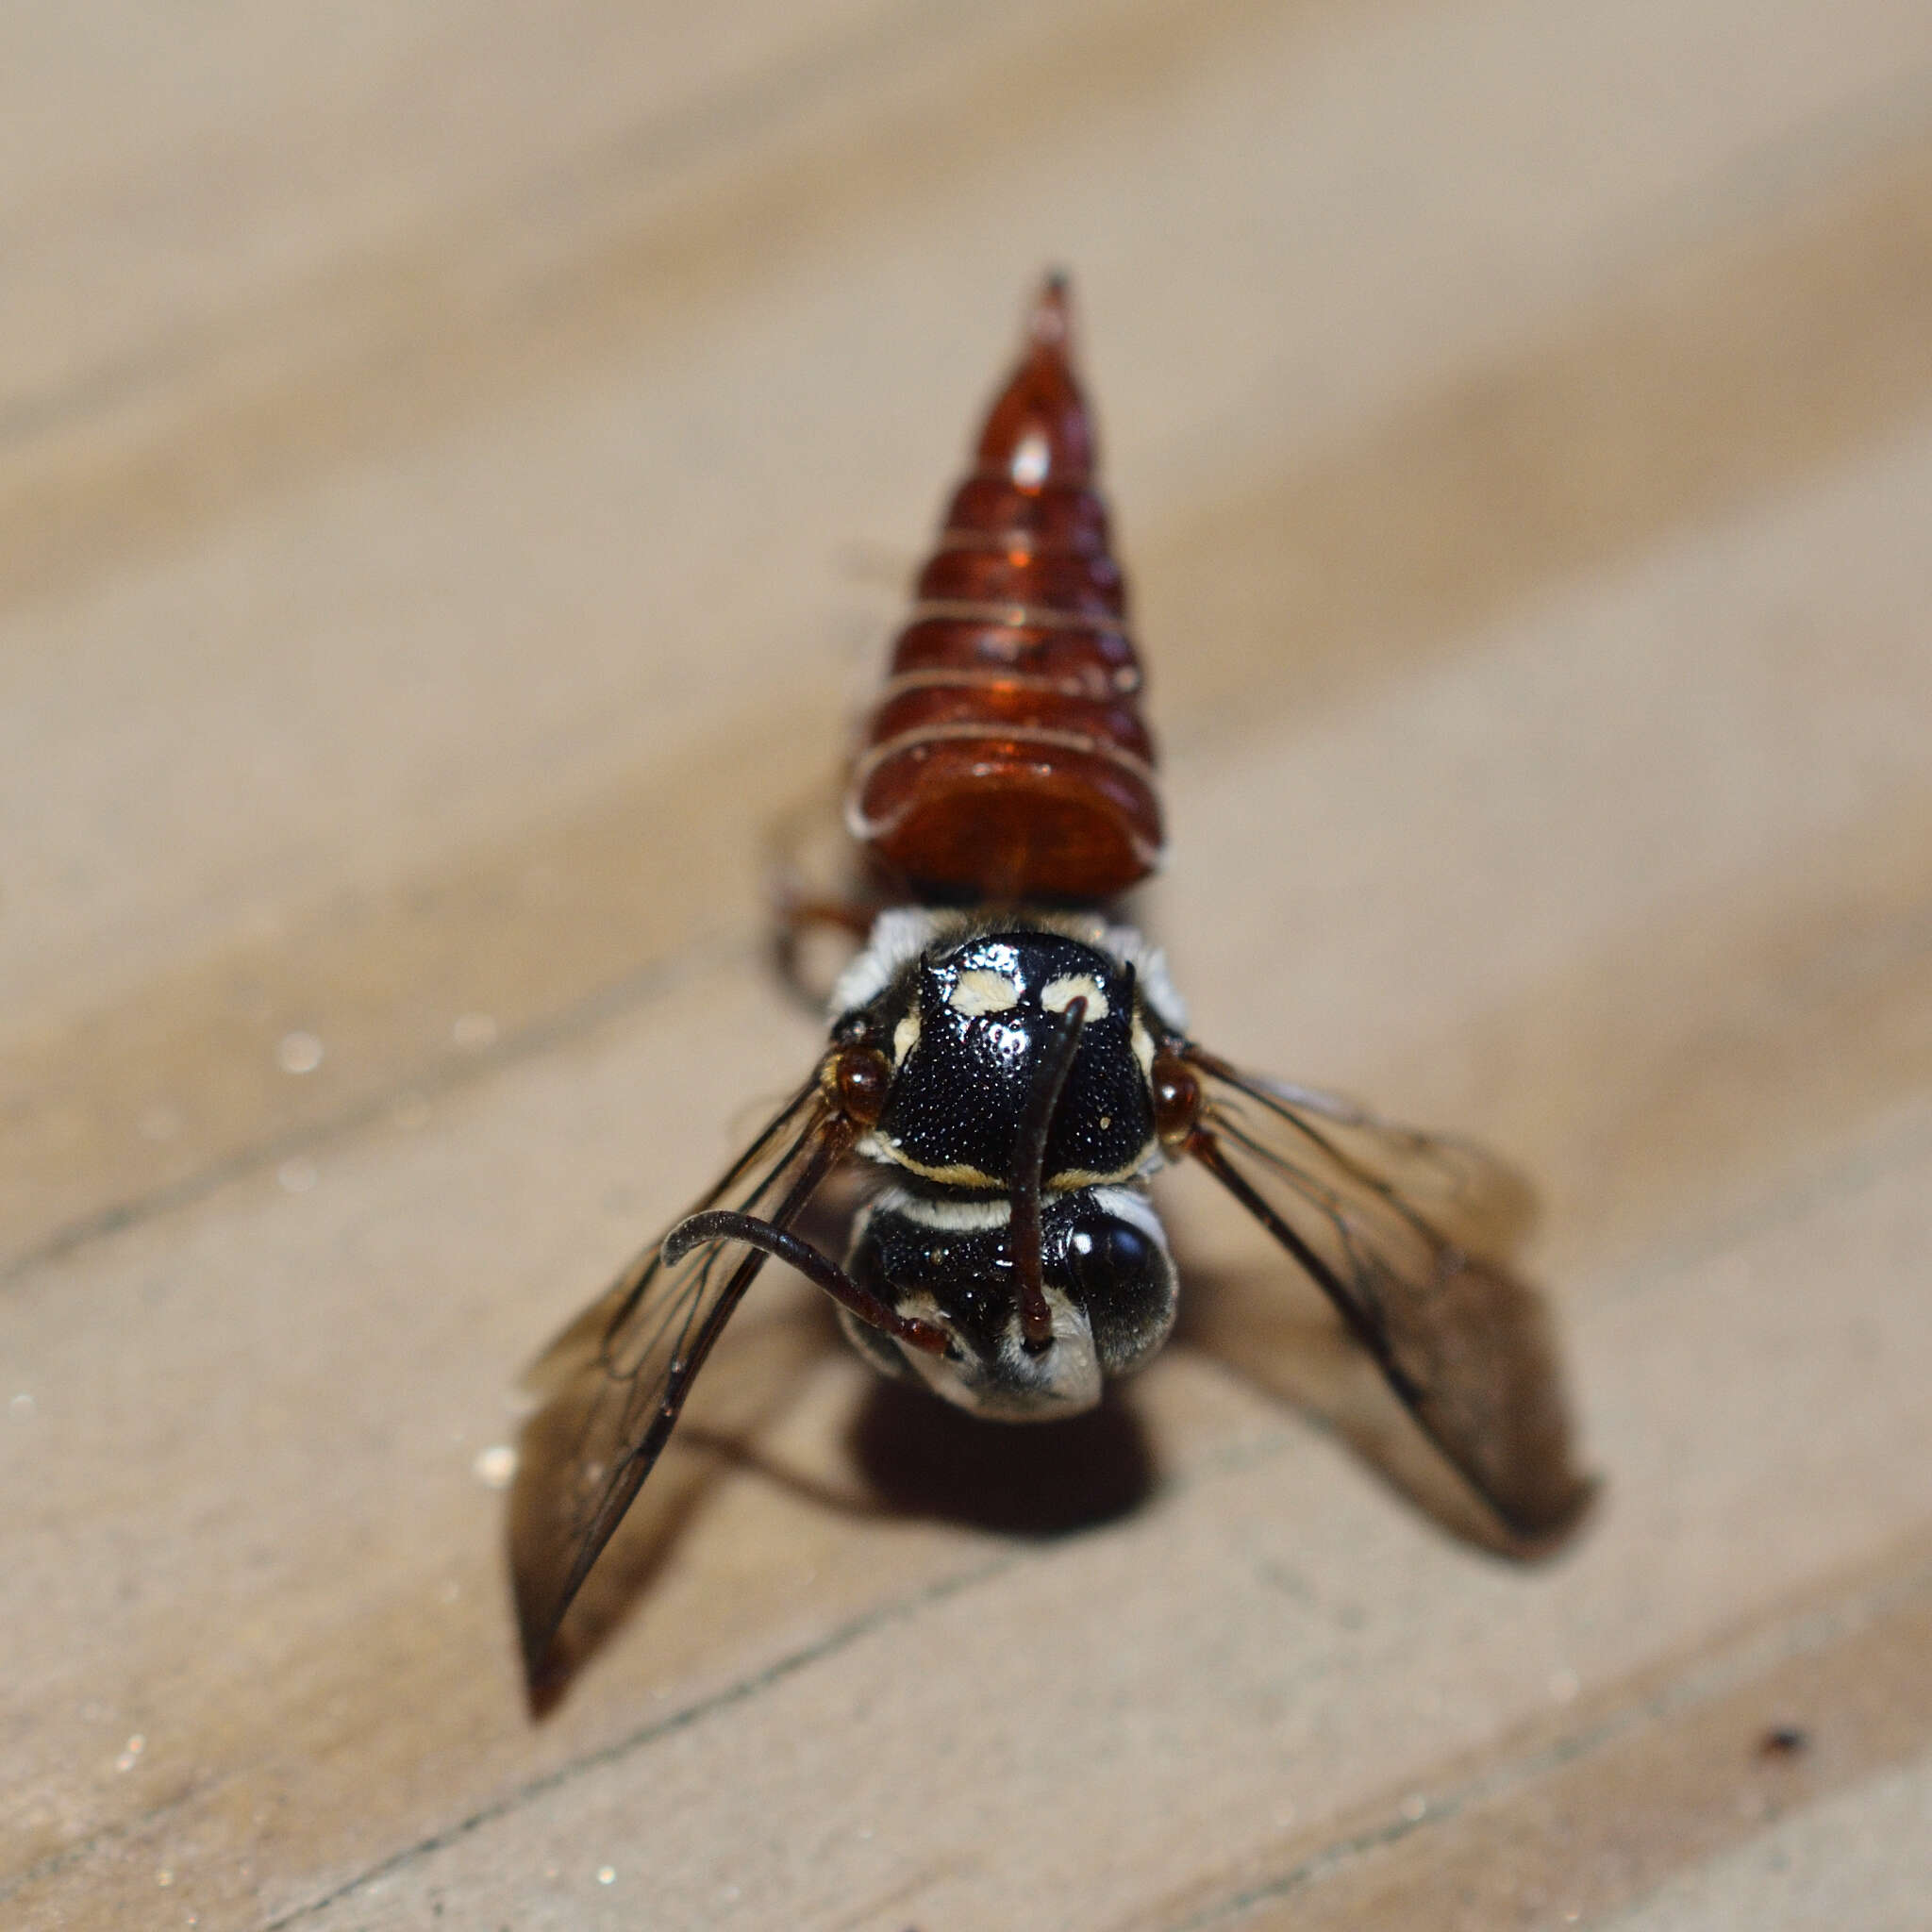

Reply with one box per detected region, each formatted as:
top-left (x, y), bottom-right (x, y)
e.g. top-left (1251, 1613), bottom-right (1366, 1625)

top-left (676, 1368), bottom-right (1157, 1538)
top-left (844, 1374), bottom-right (1155, 1536)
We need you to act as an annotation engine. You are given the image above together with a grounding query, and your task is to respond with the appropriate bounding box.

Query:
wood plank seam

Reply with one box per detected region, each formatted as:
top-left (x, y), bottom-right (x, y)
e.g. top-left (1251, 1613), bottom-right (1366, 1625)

top-left (13, 93), bottom-right (1932, 1274)
top-left (248, 1552), bottom-right (1020, 1931)
top-left (36, 1121), bottom-right (1920, 1932)
top-left (242, 1412), bottom-right (1352, 1930)
top-left (1146, 1529), bottom-right (1932, 1930)
top-left (0, 930), bottom-right (742, 1292)
top-left (15, 150), bottom-right (1932, 1274)
top-left (0, 0), bottom-right (1315, 613)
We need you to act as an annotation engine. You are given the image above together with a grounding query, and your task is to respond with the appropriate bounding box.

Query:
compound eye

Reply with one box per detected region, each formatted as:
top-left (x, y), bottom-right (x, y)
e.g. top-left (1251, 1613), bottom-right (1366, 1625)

top-left (1064, 1211), bottom-right (1176, 1373)
top-left (1066, 1216), bottom-right (1155, 1315)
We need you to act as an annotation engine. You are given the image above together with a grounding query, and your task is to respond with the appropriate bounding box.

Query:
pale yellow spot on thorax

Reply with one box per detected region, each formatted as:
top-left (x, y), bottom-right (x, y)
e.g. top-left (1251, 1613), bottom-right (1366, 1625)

top-left (950, 969), bottom-right (1022, 1016)
top-left (1041, 974), bottom-right (1109, 1022)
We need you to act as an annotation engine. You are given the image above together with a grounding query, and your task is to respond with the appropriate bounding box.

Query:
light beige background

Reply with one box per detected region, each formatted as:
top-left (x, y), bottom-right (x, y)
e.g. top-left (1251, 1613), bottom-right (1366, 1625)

top-left (6, 3), bottom-right (1932, 1926)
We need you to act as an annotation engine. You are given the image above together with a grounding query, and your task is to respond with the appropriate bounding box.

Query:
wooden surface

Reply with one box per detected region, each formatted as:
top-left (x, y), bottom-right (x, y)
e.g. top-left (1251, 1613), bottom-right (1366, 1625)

top-left (7, 3), bottom-right (1932, 1926)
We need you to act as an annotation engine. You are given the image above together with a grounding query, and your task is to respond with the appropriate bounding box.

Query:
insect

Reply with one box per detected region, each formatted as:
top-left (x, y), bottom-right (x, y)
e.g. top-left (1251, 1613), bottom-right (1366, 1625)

top-left (508, 276), bottom-right (1590, 1694)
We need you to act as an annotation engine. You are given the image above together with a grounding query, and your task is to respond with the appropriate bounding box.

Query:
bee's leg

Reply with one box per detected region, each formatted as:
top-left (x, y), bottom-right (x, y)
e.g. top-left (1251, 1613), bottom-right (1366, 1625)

top-left (764, 785), bottom-right (902, 1008)
top-left (770, 891), bottom-right (891, 1012)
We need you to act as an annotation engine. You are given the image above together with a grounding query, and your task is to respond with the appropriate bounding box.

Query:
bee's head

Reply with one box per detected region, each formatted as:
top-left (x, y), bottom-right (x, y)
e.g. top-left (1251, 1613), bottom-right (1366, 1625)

top-left (838, 1188), bottom-right (1177, 1421)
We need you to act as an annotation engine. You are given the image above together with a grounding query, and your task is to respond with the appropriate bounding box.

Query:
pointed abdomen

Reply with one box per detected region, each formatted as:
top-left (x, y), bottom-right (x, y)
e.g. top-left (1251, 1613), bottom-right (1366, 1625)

top-left (845, 276), bottom-right (1163, 902)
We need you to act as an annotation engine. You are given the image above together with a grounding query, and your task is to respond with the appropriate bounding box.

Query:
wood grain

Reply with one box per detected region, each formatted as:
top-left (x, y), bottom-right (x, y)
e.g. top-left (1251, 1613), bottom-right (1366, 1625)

top-left (7, 1), bottom-right (1932, 1926)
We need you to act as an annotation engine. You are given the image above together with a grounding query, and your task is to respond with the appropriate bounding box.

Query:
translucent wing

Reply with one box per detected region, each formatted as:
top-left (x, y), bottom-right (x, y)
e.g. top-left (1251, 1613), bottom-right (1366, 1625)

top-left (1181, 1046), bottom-right (1592, 1541)
top-left (508, 1069), bottom-right (847, 1690)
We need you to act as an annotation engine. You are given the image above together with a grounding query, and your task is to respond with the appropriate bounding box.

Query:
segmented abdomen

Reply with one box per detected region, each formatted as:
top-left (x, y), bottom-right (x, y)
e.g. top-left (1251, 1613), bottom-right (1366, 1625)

top-left (845, 276), bottom-right (1163, 902)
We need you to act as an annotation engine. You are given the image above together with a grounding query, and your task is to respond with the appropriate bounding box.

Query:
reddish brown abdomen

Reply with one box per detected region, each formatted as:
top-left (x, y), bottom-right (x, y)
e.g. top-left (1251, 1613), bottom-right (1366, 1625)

top-left (845, 276), bottom-right (1163, 901)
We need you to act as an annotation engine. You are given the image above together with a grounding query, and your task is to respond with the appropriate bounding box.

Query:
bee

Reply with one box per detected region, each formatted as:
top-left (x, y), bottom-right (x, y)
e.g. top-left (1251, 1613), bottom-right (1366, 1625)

top-left (508, 277), bottom-right (1590, 1695)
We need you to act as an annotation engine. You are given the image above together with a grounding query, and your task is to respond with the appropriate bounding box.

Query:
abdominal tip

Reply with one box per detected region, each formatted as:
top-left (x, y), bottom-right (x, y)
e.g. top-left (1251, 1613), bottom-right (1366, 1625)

top-left (1028, 271), bottom-right (1075, 358)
